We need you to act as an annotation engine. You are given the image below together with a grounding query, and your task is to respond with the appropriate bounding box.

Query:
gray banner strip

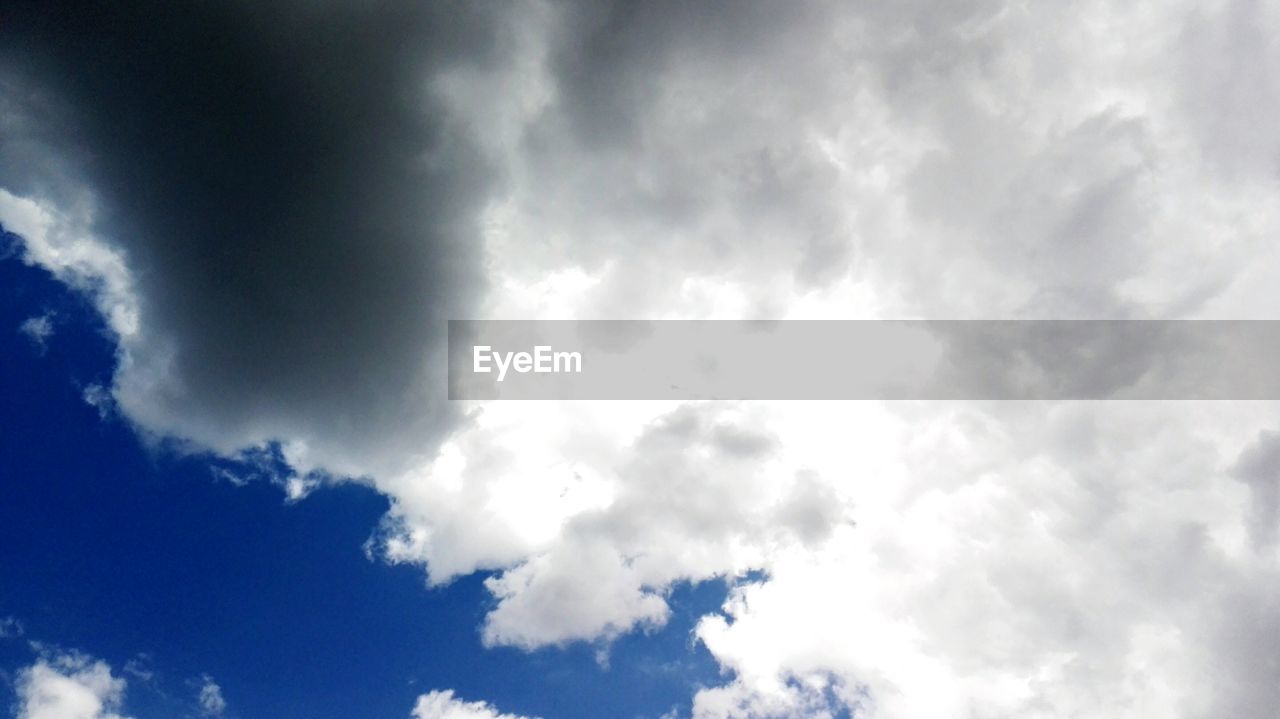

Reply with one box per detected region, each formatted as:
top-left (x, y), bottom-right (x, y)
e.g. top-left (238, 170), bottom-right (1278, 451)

top-left (447, 320), bottom-right (1280, 400)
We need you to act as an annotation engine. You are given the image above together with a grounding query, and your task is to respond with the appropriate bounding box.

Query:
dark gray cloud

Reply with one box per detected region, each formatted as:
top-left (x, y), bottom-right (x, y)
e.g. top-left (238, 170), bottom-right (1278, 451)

top-left (0, 1), bottom-right (511, 474)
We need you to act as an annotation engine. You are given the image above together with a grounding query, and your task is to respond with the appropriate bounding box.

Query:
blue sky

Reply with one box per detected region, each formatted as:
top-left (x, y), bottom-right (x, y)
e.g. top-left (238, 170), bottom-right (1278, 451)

top-left (0, 237), bottom-right (725, 718)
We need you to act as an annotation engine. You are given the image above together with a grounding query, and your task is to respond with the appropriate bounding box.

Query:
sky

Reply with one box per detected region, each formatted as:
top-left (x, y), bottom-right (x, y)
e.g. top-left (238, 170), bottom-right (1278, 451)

top-left (1, 1), bottom-right (1280, 718)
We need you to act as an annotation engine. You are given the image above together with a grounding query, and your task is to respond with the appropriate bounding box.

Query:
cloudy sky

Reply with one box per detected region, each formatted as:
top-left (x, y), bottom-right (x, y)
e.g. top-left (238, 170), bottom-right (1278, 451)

top-left (2, 1), bottom-right (1279, 717)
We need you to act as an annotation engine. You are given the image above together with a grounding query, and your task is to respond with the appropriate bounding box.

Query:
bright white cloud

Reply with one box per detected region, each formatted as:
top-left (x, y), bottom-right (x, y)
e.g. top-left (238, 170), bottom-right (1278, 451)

top-left (373, 400), bottom-right (855, 648)
top-left (0, 190), bottom-right (138, 339)
top-left (16, 653), bottom-right (134, 719)
top-left (688, 402), bottom-right (1280, 718)
top-left (411, 690), bottom-right (538, 719)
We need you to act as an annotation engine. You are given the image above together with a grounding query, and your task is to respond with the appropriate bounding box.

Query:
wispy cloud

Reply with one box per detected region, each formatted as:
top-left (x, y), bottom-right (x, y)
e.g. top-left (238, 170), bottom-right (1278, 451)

top-left (197, 675), bottom-right (227, 717)
top-left (0, 616), bottom-right (23, 639)
top-left (18, 312), bottom-right (53, 353)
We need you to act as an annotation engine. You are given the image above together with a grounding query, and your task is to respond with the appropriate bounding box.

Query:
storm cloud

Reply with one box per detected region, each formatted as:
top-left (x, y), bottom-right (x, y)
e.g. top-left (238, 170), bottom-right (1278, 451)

top-left (0, 1), bottom-right (507, 475)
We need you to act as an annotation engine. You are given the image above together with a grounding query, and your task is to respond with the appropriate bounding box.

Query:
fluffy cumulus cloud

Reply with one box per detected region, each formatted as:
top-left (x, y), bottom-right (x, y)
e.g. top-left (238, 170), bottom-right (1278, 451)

top-left (688, 402), bottom-right (1280, 718)
top-left (15, 653), bottom-right (133, 719)
top-left (412, 690), bottom-right (538, 719)
top-left (375, 400), bottom-right (853, 649)
top-left (5, 1), bottom-right (1280, 718)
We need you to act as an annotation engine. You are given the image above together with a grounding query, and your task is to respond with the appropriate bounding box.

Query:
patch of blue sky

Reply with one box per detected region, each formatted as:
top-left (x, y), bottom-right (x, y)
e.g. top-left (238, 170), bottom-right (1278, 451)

top-left (0, 237), bottom-right (726, 719)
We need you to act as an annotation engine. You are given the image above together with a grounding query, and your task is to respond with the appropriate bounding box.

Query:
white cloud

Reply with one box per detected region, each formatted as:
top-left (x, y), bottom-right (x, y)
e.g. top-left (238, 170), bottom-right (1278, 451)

top-left (687, 402), bottom-right (1280, 719)
top-left (81, 383), bottom-right (114, 420)
top-left (16, 653), bottom-right (134, 719)
top-left (119, 658), bottom-right (152, 683)
top-left (19, 312), bottom-right (54, 352)
top-left (411, 690), bottom-right (538, 719)
top-left (388, 398), bottom-right (1280, 718)
top-left (378, 6), bottom-right (1280, 714)
top-left (372, 401), bottom-right (855, 649)
top-left (0, 190), bottom-right (138, 339)
top-left (197, 675), bottom-right (227, 716)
